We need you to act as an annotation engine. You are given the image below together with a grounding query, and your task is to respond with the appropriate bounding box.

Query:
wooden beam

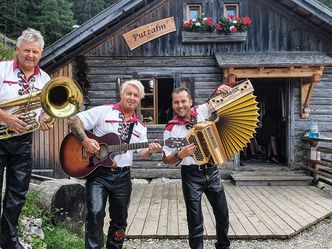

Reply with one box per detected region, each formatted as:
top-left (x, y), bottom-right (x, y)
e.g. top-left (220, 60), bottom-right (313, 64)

top-left (223, 65), bottom-right (325, 119)
top-left (301, 81), bottom-right (311, 119)
top-left (301, 73), bottom-right (321, 119)
top-left (288, 66), bottom-right (294, 71)
top-left (226, 66), bottom-right (323, 78)
top-left (228, 74), bottom-right (236, 83)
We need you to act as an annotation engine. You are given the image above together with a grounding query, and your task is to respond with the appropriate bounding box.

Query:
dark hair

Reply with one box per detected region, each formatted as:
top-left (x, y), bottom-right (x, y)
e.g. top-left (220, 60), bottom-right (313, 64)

top-left (171, 87), bottom-right (192, 100)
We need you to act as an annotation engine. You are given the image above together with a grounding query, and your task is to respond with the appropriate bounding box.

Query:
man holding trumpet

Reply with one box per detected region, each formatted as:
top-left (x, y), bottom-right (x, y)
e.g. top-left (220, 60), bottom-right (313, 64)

top-left (0, 28), bottom-right (53, 249)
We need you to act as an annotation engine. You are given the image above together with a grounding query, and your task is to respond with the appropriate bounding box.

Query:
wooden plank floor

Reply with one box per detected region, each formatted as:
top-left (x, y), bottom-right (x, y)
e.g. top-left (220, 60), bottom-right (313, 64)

top-left (104, 181), bottom-right (332, 239)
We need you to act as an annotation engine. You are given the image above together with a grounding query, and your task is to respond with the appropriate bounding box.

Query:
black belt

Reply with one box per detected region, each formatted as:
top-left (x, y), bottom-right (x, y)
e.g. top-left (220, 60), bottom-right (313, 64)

top-left (2, 132), bottom-right (32, 142)
top-left (187, 164), bottom-right (216, 171)
top-left (109, 166), bottom-right (130, 172)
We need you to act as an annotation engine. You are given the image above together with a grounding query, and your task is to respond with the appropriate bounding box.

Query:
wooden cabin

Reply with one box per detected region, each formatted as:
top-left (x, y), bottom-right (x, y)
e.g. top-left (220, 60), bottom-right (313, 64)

top-left (36, 0), bottom-right (332, 180)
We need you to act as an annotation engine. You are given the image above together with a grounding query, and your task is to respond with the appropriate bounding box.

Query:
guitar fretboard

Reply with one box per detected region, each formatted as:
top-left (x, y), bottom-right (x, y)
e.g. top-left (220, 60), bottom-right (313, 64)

top-left (108, 140), bottom-right (165, 153)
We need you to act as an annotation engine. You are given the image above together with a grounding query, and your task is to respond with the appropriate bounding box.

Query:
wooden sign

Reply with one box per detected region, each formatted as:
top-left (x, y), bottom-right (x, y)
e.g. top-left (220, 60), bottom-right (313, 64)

top-left (123, 17), bottom-right (176, 50)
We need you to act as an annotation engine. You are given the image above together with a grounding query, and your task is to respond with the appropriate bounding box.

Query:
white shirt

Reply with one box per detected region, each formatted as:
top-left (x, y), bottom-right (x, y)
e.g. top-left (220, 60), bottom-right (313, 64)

top-left (0, 59), bottom-right (50, 119)
top-left (77, 102), bottom-right (148, 167)
top-left (163, 104), bottom-right (210, 166)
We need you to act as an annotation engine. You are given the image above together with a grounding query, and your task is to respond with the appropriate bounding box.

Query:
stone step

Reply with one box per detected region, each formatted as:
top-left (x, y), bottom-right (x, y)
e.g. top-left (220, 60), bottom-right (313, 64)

top-left (232, 169), bottom-right (308, 176)
top-left (230, 173), bottom-right (313, 186)
top-left (235, 162), bottom-right (290, 172)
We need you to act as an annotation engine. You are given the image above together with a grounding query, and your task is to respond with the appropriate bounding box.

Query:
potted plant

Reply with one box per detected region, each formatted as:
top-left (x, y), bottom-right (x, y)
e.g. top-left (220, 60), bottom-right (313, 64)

top-left (181, 14), bottom-right (252, 43)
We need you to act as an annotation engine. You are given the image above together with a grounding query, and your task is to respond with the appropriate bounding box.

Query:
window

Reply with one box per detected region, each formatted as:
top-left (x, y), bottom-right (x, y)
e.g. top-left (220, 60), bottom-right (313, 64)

top-left (140, 79), bottom-right (155, 124)
top-left (138, 78), bottom-right (174, 125)
top-left (224, 4), bottom-right (239, 17)
top-left (186, 4), bottom-right (202, 20)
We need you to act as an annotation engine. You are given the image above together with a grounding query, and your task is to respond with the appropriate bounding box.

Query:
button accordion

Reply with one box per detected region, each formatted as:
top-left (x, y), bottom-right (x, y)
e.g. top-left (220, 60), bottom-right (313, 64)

top-left (187, 80), bottom-right (259, 165)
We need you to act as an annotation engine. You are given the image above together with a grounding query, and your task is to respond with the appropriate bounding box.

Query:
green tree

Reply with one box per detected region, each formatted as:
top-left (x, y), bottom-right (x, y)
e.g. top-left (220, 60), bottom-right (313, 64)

top-left (317, 0), bottom-right (332, 9)
top-left (72, 0), bottom-right (117, 25)
top-left (28, 0), bottom-right (44, 32)
top-left (0, 0), bottom-right (43, 39)
top-left (104, 0), bottom-right (117, 8)
top-left (0, 0), bottom-right (29, 39)
top-left (39, 0), bottom-right (75, 47)
top-left (0, 43), bottom-right (16, 60)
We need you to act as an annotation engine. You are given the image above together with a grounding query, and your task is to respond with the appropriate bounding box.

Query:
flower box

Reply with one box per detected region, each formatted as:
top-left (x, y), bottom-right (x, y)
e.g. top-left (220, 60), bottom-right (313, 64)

top-left (181, 31), bottom-right (247, 43)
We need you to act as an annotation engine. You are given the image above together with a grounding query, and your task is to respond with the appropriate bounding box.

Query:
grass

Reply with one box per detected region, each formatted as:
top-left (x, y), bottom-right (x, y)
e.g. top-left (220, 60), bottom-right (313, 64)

top-left (19, 191), bottom-right (85, 249)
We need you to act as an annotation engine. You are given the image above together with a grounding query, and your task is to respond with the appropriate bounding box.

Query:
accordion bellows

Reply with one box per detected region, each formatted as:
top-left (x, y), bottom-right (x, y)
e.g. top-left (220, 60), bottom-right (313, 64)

top-left (188, 80), bottom-right (260, 165)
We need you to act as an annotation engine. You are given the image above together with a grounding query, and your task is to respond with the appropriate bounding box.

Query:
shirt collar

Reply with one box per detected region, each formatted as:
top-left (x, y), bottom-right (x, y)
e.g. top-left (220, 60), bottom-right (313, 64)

top-left (113, 102), bottom-right (139, 122)
top-left (13, 59), bottom-right (41, 75)
top-left (172, 107), bottom-right (198, 125)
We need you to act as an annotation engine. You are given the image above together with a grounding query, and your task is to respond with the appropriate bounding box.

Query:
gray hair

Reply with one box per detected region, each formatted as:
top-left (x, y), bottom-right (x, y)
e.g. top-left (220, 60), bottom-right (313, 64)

top-left (17, 28), bottom-right (45, 50)
top-left (120, 80), bottom-right (145, 99)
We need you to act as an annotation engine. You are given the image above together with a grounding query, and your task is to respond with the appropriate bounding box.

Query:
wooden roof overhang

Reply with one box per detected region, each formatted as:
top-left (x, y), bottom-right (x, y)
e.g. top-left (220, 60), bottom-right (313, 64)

top-left (215, 51), bottom-right (332, 119)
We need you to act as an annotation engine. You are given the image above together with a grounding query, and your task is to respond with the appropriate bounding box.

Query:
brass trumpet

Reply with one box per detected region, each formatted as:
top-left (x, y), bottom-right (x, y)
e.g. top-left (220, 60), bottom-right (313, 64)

top-left (0, 76), bottom-right (83, 140)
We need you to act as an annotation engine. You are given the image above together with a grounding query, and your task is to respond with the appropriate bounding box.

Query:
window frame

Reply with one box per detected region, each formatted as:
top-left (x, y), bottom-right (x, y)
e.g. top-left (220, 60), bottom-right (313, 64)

top-left (138, 78), bottom-right (157, 124)
top-left (185, 4), bottom-right (202, 20)
top-left (223, 3), bottom-right (239, 17)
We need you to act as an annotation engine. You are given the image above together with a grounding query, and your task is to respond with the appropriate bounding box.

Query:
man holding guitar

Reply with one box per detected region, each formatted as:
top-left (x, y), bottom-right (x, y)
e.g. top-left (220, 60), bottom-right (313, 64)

top-left (68, 79), bottom-right (161, 249)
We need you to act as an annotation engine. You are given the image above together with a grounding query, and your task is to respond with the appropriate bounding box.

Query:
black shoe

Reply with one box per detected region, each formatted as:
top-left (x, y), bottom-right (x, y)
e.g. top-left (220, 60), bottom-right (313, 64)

top-left (270, 156), bottom-right (280, 164)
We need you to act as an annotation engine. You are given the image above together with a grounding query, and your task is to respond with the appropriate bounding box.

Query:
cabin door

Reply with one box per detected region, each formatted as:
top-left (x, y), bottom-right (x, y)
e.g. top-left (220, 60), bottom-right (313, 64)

top-left (240, 78), bottom-right (288, 166)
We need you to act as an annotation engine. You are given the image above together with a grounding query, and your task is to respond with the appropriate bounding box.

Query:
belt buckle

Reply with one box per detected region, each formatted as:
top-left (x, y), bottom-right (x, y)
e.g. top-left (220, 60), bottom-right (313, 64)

top-left (198, 164), bottom-right (206, 171)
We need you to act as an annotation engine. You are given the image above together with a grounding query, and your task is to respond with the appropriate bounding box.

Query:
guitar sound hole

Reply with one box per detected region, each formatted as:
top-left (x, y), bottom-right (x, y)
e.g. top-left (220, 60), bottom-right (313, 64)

top-left (96, 144), bottom-right (108, 158)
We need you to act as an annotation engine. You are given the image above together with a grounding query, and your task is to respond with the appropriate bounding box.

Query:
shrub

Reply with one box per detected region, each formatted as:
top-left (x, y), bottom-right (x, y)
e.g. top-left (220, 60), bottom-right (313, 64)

top-left (0, 43), bottom-right (16, 60)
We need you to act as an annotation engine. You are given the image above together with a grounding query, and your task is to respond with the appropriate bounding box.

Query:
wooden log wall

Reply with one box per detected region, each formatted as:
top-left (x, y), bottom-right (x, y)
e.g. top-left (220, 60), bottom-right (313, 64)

top-left (293, 67), bottom-right (332, 169)
top-left (32, 63), bottom-right (73, 178)
top-left (85, 0), bottom-right (330, 57)
top-left (84, 56), bottom-right (223, 106)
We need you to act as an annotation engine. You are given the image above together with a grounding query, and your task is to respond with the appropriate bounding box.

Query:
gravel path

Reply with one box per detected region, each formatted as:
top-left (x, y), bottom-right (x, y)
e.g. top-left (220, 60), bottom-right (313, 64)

top-left (123, 217), bottom-right (332, 249)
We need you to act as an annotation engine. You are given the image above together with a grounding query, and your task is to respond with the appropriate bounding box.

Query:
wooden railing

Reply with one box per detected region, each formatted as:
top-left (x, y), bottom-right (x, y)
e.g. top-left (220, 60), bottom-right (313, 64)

top-left (303, 136), bottom-right (332, 186)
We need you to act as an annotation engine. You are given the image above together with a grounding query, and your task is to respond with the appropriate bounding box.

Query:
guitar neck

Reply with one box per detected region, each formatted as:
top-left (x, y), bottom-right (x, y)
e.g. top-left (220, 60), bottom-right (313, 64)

top-left (109, 140), bottom-right (165, 152)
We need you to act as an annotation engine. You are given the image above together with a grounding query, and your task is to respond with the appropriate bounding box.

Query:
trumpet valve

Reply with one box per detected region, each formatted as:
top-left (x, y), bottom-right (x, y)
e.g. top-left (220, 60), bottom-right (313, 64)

top-left (18, 111), bottom-right (37, 121)
top-left (26, 122), bottom-right (40, 131)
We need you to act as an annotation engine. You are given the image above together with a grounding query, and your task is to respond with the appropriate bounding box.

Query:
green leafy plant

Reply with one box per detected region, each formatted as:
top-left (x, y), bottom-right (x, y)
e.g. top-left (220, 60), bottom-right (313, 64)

top-left (181, 15), bottom-right (252, 33)
top-left (0, 43), bottom-right (16, 60)
top-left (19, 191), bottom-right (85, 249)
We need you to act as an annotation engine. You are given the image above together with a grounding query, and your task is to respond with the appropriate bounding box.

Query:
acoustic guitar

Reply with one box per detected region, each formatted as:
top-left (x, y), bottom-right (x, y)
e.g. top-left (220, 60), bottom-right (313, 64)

top-left (59, 131), bottom-right (185, 178)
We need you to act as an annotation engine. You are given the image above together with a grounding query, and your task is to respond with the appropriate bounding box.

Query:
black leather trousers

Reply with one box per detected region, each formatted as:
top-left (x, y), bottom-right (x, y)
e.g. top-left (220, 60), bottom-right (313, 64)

top-left (85, 167), bottom-right (132, 249)
top-left (181, 165), bottom-right (230, 249)
top-left (0, 134), bottom-right (33, 249)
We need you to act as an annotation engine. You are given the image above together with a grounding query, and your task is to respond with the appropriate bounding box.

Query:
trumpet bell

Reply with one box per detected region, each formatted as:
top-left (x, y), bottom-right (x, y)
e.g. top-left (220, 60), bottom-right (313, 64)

top-left (0, 76), bottom-right (83, 140)
top-left (40, 76), bottom-right (83, 118)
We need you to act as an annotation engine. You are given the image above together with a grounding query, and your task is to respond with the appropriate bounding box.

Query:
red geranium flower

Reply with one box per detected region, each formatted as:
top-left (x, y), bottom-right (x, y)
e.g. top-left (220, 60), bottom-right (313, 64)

top-left (181, 14), bottom-right (253, 33)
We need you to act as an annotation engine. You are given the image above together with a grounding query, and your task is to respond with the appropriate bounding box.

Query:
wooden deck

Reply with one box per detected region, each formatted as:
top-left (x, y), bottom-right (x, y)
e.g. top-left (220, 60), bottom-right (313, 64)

top-left (104, 180), bottom-right (332, 239)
